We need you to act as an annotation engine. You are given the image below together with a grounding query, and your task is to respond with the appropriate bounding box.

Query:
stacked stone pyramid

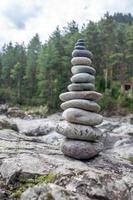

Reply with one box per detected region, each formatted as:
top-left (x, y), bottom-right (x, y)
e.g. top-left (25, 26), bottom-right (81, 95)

top-left (56, 39), bottom-right (103, 160)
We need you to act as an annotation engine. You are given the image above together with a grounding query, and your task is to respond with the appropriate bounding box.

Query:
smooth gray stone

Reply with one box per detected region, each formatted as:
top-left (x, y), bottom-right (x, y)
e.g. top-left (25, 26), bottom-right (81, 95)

top-left (71, 65), bottom-right (96, 75)
top-left (68, 83), bottom-right (95, 91)
top-left (60, 99), bottom-right (100, 112)
top-left (71, 73), bottom-right (95, 83)
top-left (56, 121), bottom-right (103, 141)
top-left (60, 91), bottom-right (102, 101)
top-left (77, 39), bottom-right (85, 42)
top-left (75, 42), bottom-right (85, 46)
top-left (72, 50), bottom-right (92, 58)
top-left (62, 108), bottom-right (103, 126)
top-left (61, 139), bottom-right (103, 160)
top-left (71, 57), bottom-right (92, 66)
top-left (74, 46), bottom-right (86, 50)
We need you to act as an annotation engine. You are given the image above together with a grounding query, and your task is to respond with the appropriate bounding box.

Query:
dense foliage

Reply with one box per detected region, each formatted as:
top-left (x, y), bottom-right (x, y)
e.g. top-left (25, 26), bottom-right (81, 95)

top-left (0, 13), bottom-right (133, 113)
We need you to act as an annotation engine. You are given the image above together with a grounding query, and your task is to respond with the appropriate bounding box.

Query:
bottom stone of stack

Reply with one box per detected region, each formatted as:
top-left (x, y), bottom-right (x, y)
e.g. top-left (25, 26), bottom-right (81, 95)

top-left (56, 121), bottom-right (103, 141)
top-left (61, 139), bottom-right (103, 160)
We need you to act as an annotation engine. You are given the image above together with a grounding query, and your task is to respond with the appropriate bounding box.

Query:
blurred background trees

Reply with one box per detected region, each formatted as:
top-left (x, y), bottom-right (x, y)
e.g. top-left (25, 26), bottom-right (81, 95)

top-left (0, 12), bottom-right (133, 113)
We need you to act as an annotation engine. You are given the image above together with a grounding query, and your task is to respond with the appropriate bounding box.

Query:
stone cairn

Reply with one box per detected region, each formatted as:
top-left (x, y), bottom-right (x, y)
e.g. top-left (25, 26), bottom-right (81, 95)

top-left (56, 39), bottom-right (103, 160)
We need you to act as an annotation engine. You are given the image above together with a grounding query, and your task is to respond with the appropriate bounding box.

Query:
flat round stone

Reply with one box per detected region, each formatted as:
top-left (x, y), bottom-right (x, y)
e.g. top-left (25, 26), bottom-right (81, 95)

top-left (60, 99), bottom-right (100, 112)
top-left (71, 57), bottom-right (92, 66)
top-left (62, 108), bottom-right (103, 125)
top-left (56, 121), bottom-right (103, 141)
top-left (71, 65), bottom-right (96, 75)
top-left (72, 50), bottom-right (92, 58)
top-left (59, 91), bottom-right (102, 101)
top-left (75, 42), bottom-right (85, 46)
top-left (74, 46), bottom-right (86, 50)
top-left (61, 139), bottom-right (103, 160)
top-left (67, 83), bottom-right (95, 91)
top-left (77, 39), bottom-right (85, 42)
top-left (71, 73), bottom-right (95, 83)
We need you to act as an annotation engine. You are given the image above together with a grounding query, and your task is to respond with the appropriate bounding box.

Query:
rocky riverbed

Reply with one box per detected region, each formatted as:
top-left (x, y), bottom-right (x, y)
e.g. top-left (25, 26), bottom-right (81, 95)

top-left (0, 108), bottom-right (133, 200)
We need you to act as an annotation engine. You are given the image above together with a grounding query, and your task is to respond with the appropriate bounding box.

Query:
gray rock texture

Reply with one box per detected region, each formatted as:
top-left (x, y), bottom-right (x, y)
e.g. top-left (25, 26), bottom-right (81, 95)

top-left (61, 99), bottom-right (100, 112)
top-left (62, 108), bottom-right (103, 125)
top-left (71, 65), bottom-right (96, 75)
top-left (0, 113), bottom-right (133, 199)
top-left (72, 49), bottom-right (92, 58)
top-left (61, 139), bottom-right (103, 159)
top-left (71, 73), bottom-right (95, 83)
top-left (56, 121), bottom-right (103, 141)
top-left (68, 83), bottom-right (95, 91)
top-left (71, 57), bottom-right (92, 66)
top-left (60, 91), bottom-right (102, 101)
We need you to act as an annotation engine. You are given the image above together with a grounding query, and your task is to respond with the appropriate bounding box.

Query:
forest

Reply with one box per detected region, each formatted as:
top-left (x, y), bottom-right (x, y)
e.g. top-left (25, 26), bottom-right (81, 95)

top-left (0, 12), bottom-right (133, 114)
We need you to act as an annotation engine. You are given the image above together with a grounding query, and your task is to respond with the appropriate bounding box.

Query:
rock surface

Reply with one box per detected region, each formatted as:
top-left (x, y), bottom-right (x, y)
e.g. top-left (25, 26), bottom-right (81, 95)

top-left (62, 108), bottom-right (103, 125)
top-left (0, 113), bottom-right (133, 199)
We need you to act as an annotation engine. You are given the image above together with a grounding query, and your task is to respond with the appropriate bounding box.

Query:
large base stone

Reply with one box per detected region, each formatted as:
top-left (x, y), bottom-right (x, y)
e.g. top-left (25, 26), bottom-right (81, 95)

top-left (61, 139), bottom-right (103, 160)
top-left (62, 108), bottom-right (103, 126)
top-left (56, 121), bottom-right (103, 141)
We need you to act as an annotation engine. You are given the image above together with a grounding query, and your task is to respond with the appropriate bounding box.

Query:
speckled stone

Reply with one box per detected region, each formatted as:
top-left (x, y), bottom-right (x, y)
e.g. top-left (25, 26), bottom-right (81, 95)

top-left (60, 99), bottom-right (100, 112)
top-left (56, 121), bottom-right (103, 141)
top-left (67, 83), bottom-right (95, 91)
top-left (71, 65), bottom-right (96, 75)
top-left (71, 73), bottom-right (95, 83)
top-left (62, 108), bottom-right (103, 126)
top-left (71, 57), bottom-right (92, 66)
top-left (61, 139), bottom-right (103, 160)
top-left (72, 50), bottom-right (92, 58)
top-left (59, 91), bottom-right (102, 101)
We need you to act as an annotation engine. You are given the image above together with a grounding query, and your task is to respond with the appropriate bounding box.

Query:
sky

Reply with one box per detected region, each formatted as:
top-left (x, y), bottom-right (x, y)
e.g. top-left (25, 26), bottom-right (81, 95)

top-left (0, 0), bottom-right (132, 47)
